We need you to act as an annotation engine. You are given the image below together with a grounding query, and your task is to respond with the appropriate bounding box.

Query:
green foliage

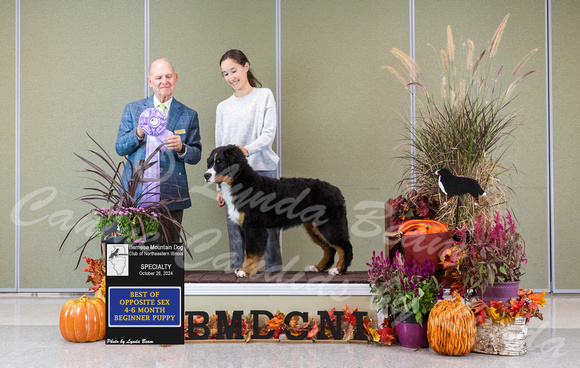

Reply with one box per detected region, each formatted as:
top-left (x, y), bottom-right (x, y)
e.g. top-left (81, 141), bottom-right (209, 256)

top-left (93, 207), bottom-right (160, 242)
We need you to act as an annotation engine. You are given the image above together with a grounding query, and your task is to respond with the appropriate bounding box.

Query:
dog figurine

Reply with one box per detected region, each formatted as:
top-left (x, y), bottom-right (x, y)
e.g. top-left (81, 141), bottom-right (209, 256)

top-left (204, 145), bottom-right (353, 277)
top-left (436, 168), bottom-right (486, 205)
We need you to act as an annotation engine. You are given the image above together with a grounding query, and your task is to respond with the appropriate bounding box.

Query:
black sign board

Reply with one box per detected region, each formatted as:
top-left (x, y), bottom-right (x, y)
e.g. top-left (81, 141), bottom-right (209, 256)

top-left (105, 243), bottom-right (184, 345)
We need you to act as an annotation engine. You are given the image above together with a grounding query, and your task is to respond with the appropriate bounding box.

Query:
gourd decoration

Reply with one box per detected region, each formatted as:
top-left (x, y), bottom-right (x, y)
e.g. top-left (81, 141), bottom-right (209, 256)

top-left (427, 295), bottom-right (476, 356)
top-left (59, 295), bottom-right (106, 343)
top-left (398, 219), bottom-right (449, 235)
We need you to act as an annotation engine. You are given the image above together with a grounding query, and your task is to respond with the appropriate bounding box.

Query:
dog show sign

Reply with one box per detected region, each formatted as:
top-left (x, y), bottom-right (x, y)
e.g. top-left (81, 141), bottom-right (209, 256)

top-left (106, 242), bottom-right (184, 345)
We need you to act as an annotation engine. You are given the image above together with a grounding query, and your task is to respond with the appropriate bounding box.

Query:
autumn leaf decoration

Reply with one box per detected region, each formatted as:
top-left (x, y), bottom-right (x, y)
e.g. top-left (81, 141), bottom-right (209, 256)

top-left (83, 256), bottom-right (106, 294)
top-left (184, 305), bottom-right (396, 344)
top-left (468, 289), bottom-right (546, 327)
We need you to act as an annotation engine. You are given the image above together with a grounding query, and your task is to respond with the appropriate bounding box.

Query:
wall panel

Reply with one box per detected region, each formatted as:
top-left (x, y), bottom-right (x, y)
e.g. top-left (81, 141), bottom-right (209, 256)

top-left (5, 0), bottom-right (577, 291)
top-left (19, 0), bottom-right (144, 289)
top-left (149, 0), bottom-right (276, 271)
top-left (415, 0), bottom-right (548, 289)
top-left (552, 0), bottom-right (580, 291)
top-left (0, 0), bottom-right (16, 289)
top-left (281, 0), bottom-right (410, 271)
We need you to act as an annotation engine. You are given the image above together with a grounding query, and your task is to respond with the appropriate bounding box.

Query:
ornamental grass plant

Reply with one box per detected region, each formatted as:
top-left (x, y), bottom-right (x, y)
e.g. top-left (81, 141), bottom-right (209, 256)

top-left (384, 14), bottom-right (537, 228)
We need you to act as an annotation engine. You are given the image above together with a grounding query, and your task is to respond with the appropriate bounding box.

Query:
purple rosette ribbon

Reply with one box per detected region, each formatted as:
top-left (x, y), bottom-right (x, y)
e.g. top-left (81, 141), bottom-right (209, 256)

top-left (139, 108), bottom-right (173, 207)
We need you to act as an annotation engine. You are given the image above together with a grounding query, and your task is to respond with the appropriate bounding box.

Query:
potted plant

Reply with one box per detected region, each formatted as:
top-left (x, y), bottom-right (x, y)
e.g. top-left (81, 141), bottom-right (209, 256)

top-left (60, 134), bottom-right (188, 268)
top-left (385, 190), bottom-right (442, 258)
top-left (398, 219), bottom-right (454, 284)
top-left (385, 190), bottom-right (453, 283)
top-left (469, 289), bottom-right (546, 355)
top-left (441, 209), bottom-right (527, 303)
top-left (387, 189), bottom-right (438, 227)
top-left (367, 250), bottom-right (444, 348)
top-left (384, 14), bottom-right (537, 228)
top-left (94, 205), bottom-right (161, 242)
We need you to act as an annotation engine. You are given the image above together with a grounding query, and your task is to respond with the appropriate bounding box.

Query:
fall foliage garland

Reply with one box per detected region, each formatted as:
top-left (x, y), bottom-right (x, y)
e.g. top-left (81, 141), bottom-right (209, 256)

top-left (184, 305), bottom-right (396, 345)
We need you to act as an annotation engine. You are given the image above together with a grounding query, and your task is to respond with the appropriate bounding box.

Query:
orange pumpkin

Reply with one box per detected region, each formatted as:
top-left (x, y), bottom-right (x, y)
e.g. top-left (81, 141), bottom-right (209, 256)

top-left (398, 219), bottom-right (449, 235)
top-left (427, 296), bottom-right (477, 356)
top-left (59, 295), bottom-right (106, 343)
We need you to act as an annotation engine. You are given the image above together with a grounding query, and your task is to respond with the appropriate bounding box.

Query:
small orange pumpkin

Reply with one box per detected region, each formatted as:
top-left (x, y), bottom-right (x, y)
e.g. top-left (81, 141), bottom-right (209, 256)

top-left (427, 295), bottom-right (476, 356)
top-left (59, 295), bottom-right (106, 343)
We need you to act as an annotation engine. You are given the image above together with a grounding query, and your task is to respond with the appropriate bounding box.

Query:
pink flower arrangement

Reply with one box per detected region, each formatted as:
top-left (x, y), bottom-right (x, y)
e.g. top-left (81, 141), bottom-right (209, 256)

top-left (367, 251), bottom-right (444, 325)
top-left (441, 210), bottom-right (527, 296)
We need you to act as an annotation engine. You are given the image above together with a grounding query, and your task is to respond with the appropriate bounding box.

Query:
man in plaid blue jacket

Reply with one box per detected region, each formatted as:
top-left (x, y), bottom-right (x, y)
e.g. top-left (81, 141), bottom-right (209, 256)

top-left (115, 58), bottom-right (202, 241)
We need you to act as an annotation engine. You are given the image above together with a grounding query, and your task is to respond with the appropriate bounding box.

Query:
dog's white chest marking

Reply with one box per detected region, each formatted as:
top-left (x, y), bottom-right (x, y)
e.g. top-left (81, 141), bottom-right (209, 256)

top-left (221, 183), bottom-right (240, 224)
top-left (438, 176), bottom-right (447, 195)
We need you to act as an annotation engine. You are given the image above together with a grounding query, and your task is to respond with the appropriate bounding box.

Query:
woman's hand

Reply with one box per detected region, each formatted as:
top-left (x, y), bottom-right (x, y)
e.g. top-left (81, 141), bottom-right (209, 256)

top-left (235, 145), bottom-right (249, 157)
top-left (216, 191), bottom-right (225, 207)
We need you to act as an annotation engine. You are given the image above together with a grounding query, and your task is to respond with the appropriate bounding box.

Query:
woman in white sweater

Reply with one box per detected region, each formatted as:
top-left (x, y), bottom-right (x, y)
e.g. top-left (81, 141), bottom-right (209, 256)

top-left (215, 49), bottom-right (282, 272)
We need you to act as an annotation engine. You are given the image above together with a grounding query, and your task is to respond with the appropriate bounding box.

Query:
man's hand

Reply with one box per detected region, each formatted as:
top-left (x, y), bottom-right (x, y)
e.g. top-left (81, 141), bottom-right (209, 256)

top-left (165, 135), bottom-right (183, 152)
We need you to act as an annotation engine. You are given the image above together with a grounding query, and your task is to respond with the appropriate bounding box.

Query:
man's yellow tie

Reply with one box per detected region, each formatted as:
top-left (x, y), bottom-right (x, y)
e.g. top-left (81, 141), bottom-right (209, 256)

top-left (157, 103), bottom-right (167, 116)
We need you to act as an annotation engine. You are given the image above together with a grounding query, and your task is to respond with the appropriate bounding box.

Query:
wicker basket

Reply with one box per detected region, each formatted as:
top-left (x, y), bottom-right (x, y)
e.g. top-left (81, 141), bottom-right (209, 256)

top-left (473, 317), bottom-right (528, 355)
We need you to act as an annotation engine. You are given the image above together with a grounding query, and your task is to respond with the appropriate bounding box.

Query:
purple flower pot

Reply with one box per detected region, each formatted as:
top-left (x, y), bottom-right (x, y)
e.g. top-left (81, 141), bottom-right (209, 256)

top-left (395, 319), bottom-right (429, 349)
top-left (476, 281), bottom-right (520, 304)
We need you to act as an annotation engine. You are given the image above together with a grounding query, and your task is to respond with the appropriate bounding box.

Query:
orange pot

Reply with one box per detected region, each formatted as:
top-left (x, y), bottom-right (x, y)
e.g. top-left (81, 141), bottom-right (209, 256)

top-left (401, 231), bottom-right (454, 269)
top-left (398, 220), bottom-right (454, 284)
top-left (398, 219), bottom-right (449, 235)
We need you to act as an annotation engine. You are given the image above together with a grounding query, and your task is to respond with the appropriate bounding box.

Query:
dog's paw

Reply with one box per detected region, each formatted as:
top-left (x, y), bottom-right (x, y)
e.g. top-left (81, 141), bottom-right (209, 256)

top-left (235, 269), bottom-right (248, 278)
top-left (308, 265), bottom-right (322, 272)
top-left (328, 268), bottom-right (340, 276)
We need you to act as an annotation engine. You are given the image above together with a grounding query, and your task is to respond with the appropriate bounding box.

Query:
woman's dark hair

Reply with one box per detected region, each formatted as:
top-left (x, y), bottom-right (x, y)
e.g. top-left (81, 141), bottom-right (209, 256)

top-left (220, 49), bottom-right (262, 88)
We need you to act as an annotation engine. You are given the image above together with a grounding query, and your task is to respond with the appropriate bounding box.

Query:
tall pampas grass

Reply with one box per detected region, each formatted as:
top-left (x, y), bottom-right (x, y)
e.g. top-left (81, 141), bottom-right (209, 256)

top-left (490, 14), bottom-right (509, 57)
top-left (383, 14), bottom-right (535, 228)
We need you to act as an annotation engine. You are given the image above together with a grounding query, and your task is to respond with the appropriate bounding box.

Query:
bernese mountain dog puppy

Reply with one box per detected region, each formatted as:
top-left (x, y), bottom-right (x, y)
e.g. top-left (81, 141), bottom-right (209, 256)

top-left (436, 168), bottom-right (486, 205)
top-left (204, 145), bottom-right (353, 277)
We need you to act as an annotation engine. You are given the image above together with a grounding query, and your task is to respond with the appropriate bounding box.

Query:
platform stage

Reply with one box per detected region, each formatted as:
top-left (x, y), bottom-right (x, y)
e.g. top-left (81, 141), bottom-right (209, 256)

top-left (183, 271), bottom-right (376, 326)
